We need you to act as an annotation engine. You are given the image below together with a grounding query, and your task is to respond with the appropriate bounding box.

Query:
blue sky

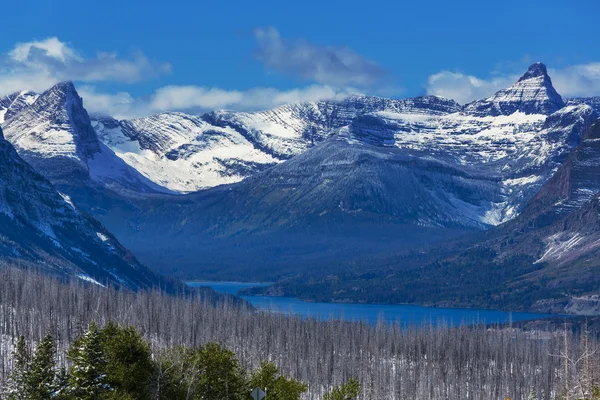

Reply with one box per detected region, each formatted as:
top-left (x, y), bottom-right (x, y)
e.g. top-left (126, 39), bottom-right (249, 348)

top-left (1, 0), bottom-right (599, 118)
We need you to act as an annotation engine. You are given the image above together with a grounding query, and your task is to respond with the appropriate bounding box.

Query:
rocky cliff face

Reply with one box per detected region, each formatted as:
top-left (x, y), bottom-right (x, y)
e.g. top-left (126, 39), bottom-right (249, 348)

top-left (1, 82), bottom-right (167, 192)
top-left (0, 126), bottom-right (164, 289)
top-left (2, 82), bottom-right (100, 182)
top-left (464, 62), bottom-right (565, 116)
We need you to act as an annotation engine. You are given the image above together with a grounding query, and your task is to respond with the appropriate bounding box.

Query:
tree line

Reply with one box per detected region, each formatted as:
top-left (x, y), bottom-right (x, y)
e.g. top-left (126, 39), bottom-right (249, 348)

top-left (1, 265), bottom-right (600, 399)
top-left (3, 321), bottom-right (359, 399)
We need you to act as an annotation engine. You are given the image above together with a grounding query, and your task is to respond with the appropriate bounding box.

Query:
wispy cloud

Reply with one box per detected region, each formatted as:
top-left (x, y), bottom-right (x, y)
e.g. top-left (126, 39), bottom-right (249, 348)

top-left (253, 27), bottom-right (387, 87)
top-left (425, 71), bottom-right (516, 105)
top-left (80, 84), bottom-right (357, 120)
top-left (0, 37), bottom-right (171, 96)
top-left (549, 63), bottom-right (600, 98)
top-left (426, 62), bottom-right (600, 104)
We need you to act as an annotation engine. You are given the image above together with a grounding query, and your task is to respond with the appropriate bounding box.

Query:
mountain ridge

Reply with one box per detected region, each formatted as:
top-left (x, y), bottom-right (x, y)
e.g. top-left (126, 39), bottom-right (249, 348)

top-left (0, 124), bottom-right (167, 290)
top-left (2, 62), bottom-right (600, 313)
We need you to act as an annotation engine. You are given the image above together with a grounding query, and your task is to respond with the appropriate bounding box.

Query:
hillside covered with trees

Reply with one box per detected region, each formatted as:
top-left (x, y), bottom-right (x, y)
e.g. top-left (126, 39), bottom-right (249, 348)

top-left (1, 267), bottom-right (600, 399)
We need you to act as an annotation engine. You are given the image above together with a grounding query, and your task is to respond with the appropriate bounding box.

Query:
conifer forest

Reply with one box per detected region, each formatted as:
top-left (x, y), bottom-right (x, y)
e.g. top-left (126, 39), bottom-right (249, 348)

top-left (0, 267), bottom-right (598, 399)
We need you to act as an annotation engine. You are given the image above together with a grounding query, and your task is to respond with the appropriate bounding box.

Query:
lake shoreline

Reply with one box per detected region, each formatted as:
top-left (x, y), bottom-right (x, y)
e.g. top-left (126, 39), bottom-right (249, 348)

top-left (187, 281), bottom-right (562, 326)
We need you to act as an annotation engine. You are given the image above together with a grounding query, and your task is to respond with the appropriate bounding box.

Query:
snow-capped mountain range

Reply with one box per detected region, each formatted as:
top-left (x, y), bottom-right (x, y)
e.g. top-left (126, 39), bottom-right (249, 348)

top-left (68, 63), bottom-right (596, 228)
top-left (2, 61), bottom-right (600, 309)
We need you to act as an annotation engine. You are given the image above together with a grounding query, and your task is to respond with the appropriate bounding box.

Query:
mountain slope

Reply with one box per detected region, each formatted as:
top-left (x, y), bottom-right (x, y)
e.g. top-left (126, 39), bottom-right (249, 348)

top-left (0, 91), bottom-right (39, 123)
top-left (0, 126), bottom-right (165, 290)
top-left (60, 65), bottom-right (598, 283)
top-left (92, 112), bottom-right (279, 192)
top-left (92, 95), bottom-right (462, 192)
top-left (259, 121), bottom-right (600, 312)
top-left (1, 82), bottom-right (166, 193)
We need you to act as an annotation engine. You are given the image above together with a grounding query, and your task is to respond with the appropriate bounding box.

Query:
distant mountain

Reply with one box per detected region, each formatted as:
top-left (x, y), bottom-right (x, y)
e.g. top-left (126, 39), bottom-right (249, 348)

top-left (0, 82), bottom-right (166, 193)
top-left (91, 112), bottom-right (280, 192)
top-left (258, 120), bottom-right (600, 313)
top-left (568, 97), bottom-right (600, 115)
top-left (56, 63), bottom-right (598, 283)
top-left (3, 63), bottom-right (600, 308)
top-left (0, 125), bottom-right (165, 290)
top-left (464, 62), bottom-right (565, 116)
top-left (0, 91), bottom-right (38, 123)
top-left (91, 95), bottom-right (462, 192)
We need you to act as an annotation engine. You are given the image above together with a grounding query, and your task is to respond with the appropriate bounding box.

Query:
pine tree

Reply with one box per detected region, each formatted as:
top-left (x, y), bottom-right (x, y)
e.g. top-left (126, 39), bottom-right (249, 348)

top-left (66, 322), bottom-right (111, 399)
top-left (28, 333), bottom-right (57, 400)
top-left (52, 367), bottom-right (70, 400)
top-left (527, 387), bottom-right (538, 400)
top-left (195, 342), bottom-right (248, 400)
top-left (3, 336), bottom-right (32, 400)
top-left (250, 361), bottom-right (307, 400)
top-left (99, 321), bottom-right (154, 400)
top-left (323, 378), bottom-right (360, 400)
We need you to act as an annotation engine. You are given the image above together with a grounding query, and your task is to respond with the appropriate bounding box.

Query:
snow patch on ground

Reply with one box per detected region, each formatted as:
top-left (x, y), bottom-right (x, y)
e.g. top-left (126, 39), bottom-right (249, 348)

top-left (96, 232), bottom-right (109, 242)
top-left (77, 274), bottom-right (106, 287)
top-left (536, 233), bottom-right (585, 264)
top-left (58, 192), bottom-right (76, 210)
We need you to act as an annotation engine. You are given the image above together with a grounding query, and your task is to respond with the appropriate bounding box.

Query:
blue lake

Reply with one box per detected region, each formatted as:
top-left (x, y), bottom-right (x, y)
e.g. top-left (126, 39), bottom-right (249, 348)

top-left (187, 281), bottom-right (559, 327)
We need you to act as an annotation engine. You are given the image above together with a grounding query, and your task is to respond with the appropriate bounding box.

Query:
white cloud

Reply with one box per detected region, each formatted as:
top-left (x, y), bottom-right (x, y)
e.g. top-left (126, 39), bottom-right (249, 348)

top-left (426, 62), bottom-right (600, 104)
top-left (80, 84), bottom-right (357, 120)
top-left (77, 86), bottom-right (136, 119)
top-left (0, 37), bottom-right (170, 96)
top-left (10, 37), bottom-right (79, 63)
top-left (254, 27), bottom-right (386, 87)
top-left (426, 71), bottom-right (516, 105)
top-left (549, 63), bottom-right (600, 98)
top-left (149, 86), bottom-right (245, 111)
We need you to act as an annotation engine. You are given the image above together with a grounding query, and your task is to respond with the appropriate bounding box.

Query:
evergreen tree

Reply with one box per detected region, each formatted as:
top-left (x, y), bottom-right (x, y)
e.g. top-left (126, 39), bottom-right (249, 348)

top-left (323, 378), bottom-right (360, 400)
top-left (52, 367), bottom-right (71, 400)
top-left (527, 387), bottom-right (537, 400)
top-left (3, 336), bottom-right (32, 400)
top-left (99, 321), bottom-right (154, 400)
top-left (28, 333), bottom-right (58, 400)
top-left (195, 342), bottom-right (248, 400)
top-left (66, 322), bottom-right (111, 399)
top-left (153, 347), bottom-right (190, 400)
top-left (250, 361), bottom-right (307, 400)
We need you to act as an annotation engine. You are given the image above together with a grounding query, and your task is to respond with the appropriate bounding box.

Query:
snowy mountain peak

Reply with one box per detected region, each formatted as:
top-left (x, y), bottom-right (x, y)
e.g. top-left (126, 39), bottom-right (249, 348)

top-left (518, 62), bottom-right (549, 81)
top-left (47, 80), bottom-right (78, 97)
top-left (1, 81), bottom-right (102, 182)
top-left (464, 62), bottom-right (565, 116)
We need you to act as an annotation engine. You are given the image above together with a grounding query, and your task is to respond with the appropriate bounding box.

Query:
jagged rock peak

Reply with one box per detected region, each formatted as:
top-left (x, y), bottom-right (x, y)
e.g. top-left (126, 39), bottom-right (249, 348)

top-left (1, 80), bottom-right (101, 182)
top-left (463, 62), bottom-right (565, 117)
top-left (519, 62), bottom-right (549, 81)
top-left (53, 80), bottom-right (76, 92)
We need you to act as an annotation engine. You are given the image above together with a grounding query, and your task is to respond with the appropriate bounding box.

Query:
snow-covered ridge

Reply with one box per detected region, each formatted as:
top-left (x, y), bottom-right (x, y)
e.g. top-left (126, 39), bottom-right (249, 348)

top-left (92, 112), bottom-right (280, 192)
top-left (0, 83), bottom-right (169, 193)
top-left (84, 63), bottom-right (590, 199)
top-left (1, 63), bottom-right (598, 229)
top-left (1, 82), bottom-right (100, 180)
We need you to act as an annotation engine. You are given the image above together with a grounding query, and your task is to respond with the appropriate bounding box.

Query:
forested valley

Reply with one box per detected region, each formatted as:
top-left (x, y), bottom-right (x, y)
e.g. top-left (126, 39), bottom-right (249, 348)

top-left (1, 266), bottom-right (600, 399)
